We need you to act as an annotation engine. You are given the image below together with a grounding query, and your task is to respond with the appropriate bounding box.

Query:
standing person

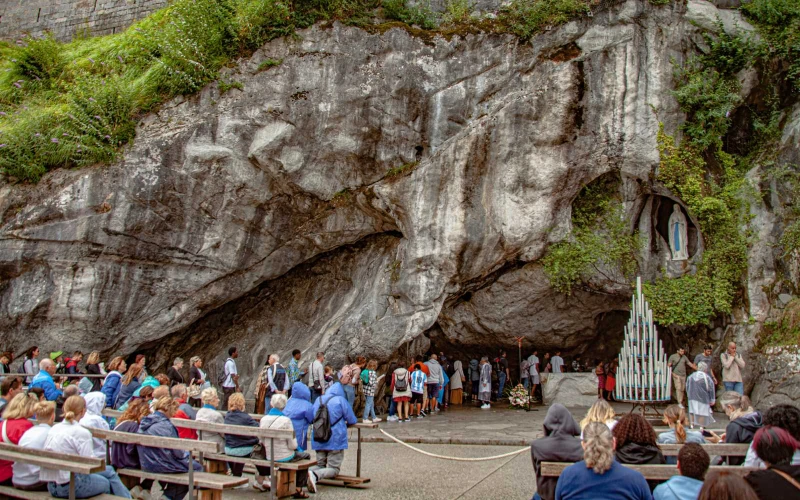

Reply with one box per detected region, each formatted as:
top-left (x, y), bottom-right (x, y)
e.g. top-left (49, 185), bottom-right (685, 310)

top-left (360, 359), bottom-right (380, 423)
top-left (13, 400), bottom-right (56, 492)
top-left (138, 397), bottom-right (202, 500)
top-left (668, 347), bottom-right (695, 408)
top-left (604, 359), bottom-right (618, 401)
top-left (571, 357), bottom-right (583, 373)
top-left (744, 426), bottom-right (800, 499)
top-left (134, 355), bottom-right (148, 379)
top-left (0, 394), bottom-right (36, 487)
top-left (698, 471), bottom-right (758, 500)
top-left (254, 357), bottom-right (272, 415)
top-left (408, 363), bottom-right (426, 419)
top-left (392, 363), bottom-right (412, 422)
top-left (687, 361), bottom-right (717, 428)
top-left (468, 358), bottom-right (480, 402)
top-left (653, 443), bottom-right (710, 500)
top-left (531, 404), bottom-right (584, 500)
top-left (114, 364), bottom-right (143, 409)
top-left (339, 356), bottom-right (366, 409)
top-left (308, 352), bottom-right (326, 403)
top-left (42, 396), bottom-right (132, 499)
top-left (425, 354), bottom-right (443, 413)
top-left (528, 351), bottom-right (541, 402)
top-left (188, 356), bottom-right (208, 408)
top-left (167, 358), bottom-right (185, 387)
top-left (721, 342), bottom-right (745, 395)
top-left (65, 351), bottom-right (83, 375)
top-left (450, 360), bottom-right (465, 405)
top-left (551, 351), bottom-right (565, 373)
top-left (694, 346), bottom-right (718, 385)
top-left (543, 353), bottom-right (552, 373)
top-left (384, 361), bottom-right (398, 421)
top-left (554, 422), bottom-right (652, 500)
top-left (284, 382), bottom-right (314, 452)
top-left (478, 356), bottom-right (492, 410)
top-left (307, 383), bottom-right (357, 493)
top-left (595, 359), bottom-right (606, 400)
top-left (496, 351), bottom-right (510, 399)
top-left (30, 359), bottom-right (63, 402)
top-left (720, 392), bottom-right (763, 466)
top-left (287, 349), bottom-right (306, 397)
top-left (21, 346), bottom-right (39, 385)
top-left (83, 352), bottom-right (103, 393)
top-left (221, 346), bottom-right (239, 411)
top-left (101, 357), bottom-right (126, 408)
top-left (521, 357), bottom-right (531, 391)
top-left (258, 394), bottom-right (312, 496)
top-left (265, 354), bottom-right (289, 412)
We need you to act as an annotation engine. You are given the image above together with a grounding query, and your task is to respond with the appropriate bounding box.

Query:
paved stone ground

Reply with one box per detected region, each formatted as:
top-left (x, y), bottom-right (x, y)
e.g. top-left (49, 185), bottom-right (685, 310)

top-left (220, 401), bottom-right (731, 498)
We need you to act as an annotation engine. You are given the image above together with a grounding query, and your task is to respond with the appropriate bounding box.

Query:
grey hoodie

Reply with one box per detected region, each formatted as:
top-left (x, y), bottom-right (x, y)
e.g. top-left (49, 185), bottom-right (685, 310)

top-left (530, 404), bottom-right (584, 500)
top-left (425, 359), bottom-right (443, 384)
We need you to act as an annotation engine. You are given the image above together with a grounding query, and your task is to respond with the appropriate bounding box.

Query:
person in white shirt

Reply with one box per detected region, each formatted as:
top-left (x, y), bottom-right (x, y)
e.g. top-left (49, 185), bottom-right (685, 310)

top-left (551, 352), bottom-right (565, 373)
top-left (221, 346), bottom-right (239, 411)
top-left (527, 351), bottom-right (540, 401)
top-left (13, 400), bottom-right (54, 491)
top-left (40, 395), bottom-right (131, 499)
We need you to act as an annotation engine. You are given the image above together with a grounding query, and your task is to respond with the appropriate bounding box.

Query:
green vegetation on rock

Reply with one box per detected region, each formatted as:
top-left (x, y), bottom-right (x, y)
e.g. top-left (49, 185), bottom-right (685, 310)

top-left (542, 173), bottom-right (641, 294)
top-left (500, 0), bottom-right (591, 40)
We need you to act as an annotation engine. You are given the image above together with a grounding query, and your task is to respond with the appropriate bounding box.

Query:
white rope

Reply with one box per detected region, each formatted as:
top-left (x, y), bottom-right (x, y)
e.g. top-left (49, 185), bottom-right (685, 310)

top-left (377, 429), bottom-right (530, 462)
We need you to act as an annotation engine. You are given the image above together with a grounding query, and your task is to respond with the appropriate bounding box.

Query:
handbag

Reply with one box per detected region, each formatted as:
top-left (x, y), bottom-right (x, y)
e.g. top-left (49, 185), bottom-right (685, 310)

top-left (773, 468), bottom-right (800, 491)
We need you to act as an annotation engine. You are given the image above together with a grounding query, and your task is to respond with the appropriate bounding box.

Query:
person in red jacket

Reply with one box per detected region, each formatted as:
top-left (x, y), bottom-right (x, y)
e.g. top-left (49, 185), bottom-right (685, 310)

top-left (408, 355), bottom-right (431, 415)
top-left (0, 393), bottom-right (36, 485)
top-left (171, 385), bottom-right (198, 440)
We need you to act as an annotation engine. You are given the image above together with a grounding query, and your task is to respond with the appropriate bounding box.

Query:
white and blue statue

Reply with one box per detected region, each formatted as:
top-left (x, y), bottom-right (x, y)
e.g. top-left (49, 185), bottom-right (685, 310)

top-left (668, 204), bottom-right (689, 261)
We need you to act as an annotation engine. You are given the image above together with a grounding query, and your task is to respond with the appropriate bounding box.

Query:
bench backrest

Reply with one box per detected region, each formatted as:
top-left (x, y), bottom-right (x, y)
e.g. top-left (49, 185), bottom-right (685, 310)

top-left (659, 443), bottom-right (749, 456)
top-left (87, 427), bottom-right (219, 454)
top-left (541, 462), bottom-right (759, 480)
top-left (169, 418), bottom-right (294, 440)
top-left (0, 442), bottom-right (106, 475)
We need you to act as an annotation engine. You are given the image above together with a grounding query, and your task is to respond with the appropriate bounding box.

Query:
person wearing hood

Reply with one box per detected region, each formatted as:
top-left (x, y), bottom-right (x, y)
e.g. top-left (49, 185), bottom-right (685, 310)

top-left (79, 392), bottom-right (110, 459)
top-left (613, 413), bottom-right (666, 491)
top-left (654, 443), bottom-right (710, 500)
top-left (101, 356), bottom-right (126, 408)
top-left (138, 396), bottom-right (202, 500)
top-left (468, 359), bottom-right (480, 402)
top-left (720, 392), bottom-right (763, 466)
top-left (307, 382), bottom-right (357, 493)
top-left (285, 382), bottom-right (315, 452)
top-left (450, 360), bottom-right (465, 405)
top-left (424, 354), bottom-right (443, 413)
top-left (115, 364), bottom-right (143, 409)
top-left (531, 404), bottom-right (584, 500)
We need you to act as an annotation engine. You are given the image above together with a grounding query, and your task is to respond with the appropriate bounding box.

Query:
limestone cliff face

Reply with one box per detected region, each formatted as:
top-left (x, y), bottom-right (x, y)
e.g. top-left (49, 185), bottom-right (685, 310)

top-left (0, 0), bottom-right (792, 395)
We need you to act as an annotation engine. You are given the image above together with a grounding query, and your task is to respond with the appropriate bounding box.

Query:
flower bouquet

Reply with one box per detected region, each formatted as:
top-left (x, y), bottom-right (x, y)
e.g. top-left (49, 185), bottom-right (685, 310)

top-left (508, 384), bottom-right (531, 410)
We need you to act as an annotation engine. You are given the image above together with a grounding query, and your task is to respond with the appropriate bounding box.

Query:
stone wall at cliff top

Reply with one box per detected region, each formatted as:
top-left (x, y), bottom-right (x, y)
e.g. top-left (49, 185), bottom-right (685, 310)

top-left (0, 0), bottom-right (791, 395)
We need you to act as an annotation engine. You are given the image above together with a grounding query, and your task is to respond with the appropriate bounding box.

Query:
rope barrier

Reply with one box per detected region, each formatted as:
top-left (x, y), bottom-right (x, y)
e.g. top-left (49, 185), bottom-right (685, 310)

top-left (377, 429), bottom-right (530, 462)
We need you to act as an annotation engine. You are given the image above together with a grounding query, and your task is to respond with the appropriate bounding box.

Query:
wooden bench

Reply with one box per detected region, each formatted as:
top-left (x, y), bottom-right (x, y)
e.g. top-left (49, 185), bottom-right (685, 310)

top-left (541, 461), bottom-right (759, 479)
top-left (86, 427), bottom-right (245, 500)
top-left (0, 442), bottom-right (127, 500)
top-left (659, 443), bottom-right (749, 456)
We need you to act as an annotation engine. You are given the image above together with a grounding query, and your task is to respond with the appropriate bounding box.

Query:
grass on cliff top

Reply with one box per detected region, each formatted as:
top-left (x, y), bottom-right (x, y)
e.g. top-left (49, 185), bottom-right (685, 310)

top-left (0, 0), bottom-right (604, 183)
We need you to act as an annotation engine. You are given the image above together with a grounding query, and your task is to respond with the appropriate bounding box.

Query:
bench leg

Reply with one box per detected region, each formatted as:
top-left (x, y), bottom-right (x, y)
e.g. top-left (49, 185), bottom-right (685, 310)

top-left (120, 475), bottom-right (140, 490)
top-left (197, 489), bottom-right (222, 500)
top-left (204, 460), bottom-right (228, 474)
top-left (275, 470), bottom-right (297, 499)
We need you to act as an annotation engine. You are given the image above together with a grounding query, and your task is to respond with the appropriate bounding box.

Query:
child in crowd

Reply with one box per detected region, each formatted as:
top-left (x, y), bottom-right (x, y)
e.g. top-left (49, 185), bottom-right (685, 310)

top-left (323, 366), bottom-right (334, 391)
top-left (410, 364), bottom-right (427, 418)
top-left (360, 360), bottom-right (381, 423)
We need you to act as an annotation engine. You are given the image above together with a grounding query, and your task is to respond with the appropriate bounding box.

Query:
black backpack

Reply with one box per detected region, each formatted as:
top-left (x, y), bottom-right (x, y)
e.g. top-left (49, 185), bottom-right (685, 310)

top-left (313, 397), bottom-right (334, 442)
top-left (217, 358), bottom-right (232, 386)
top-left (394, 370), bottom-right (408, 392)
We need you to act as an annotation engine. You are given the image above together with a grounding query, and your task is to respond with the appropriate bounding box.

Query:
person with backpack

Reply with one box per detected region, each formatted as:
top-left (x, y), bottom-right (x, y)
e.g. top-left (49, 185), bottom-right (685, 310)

top-left (339, 356), bottom-right (366, 409)
top-left (360, 360), bottom-right (381, 423)
top-left (392, 363), bottom-right (412, 422)
top-left (307, 382), bottom-right (357, 493)
top-left (220, 347), bottom-right (239, 411)
top-left (308, 352), bottom-right (326, 403)
top-left (65, 351), bottom-right (83, 375)
top-left (21, 346), bottom-right (39, 385)
top-left (265, 354), bottom-right (289, 412)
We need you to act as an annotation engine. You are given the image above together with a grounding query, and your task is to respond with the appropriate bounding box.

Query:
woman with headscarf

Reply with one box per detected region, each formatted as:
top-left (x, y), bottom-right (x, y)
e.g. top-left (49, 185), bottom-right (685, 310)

top-left (479, 357), bottom-right (492, 409)
top-left (687, 361), bottom-right (716, 429)
top-left (79, 392), bottom-right (110, 459)
top-left (450, 360), bottom-right (465, 405)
